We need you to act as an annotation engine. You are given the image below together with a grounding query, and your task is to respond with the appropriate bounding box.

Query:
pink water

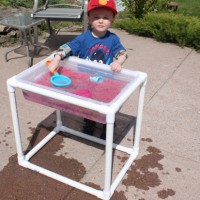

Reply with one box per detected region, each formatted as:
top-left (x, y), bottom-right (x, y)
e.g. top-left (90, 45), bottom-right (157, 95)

top-left (23, 67), bottom-right (128, 123)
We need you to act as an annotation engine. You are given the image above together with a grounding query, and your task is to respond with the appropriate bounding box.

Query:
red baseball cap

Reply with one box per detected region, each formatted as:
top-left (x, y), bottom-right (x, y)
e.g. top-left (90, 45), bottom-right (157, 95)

top-left (87, 0), bottom-right (117, 15)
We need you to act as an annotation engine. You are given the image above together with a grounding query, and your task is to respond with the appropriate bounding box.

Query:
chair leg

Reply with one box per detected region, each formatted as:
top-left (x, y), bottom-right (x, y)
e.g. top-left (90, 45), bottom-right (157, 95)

top-left (46, 19), bottom-right (53, 35)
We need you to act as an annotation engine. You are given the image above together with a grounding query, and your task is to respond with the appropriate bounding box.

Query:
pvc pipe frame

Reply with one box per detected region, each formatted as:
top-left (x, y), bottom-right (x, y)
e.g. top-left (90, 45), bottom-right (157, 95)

top-left (7, 77), bottom-right (147, 200)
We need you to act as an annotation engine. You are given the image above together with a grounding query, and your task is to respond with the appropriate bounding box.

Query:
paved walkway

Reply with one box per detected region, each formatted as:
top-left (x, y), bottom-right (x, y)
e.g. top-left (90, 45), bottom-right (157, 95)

top-left (0, 28), bottom-right (199, 200)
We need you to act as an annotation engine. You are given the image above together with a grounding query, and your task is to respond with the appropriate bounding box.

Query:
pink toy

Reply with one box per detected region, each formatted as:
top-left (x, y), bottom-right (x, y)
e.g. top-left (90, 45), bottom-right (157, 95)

top-left (73, 89), bottom-right (92, 98)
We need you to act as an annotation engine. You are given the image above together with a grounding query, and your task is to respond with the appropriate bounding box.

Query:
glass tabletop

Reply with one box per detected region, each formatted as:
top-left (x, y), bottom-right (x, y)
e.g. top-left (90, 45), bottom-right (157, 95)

top-left (0, 12), bottom-right (44, 30)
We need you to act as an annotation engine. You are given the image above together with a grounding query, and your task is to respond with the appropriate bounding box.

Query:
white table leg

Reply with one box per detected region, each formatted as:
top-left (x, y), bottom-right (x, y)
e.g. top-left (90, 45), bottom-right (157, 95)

top-left (133, 79), bottom-right (147, 151)
top-left (7, 84), bottom-right (24, 163)
top-left (56, 110), bottom-right (62, 126)
top-left (103, 114), bottom-right (115, 200)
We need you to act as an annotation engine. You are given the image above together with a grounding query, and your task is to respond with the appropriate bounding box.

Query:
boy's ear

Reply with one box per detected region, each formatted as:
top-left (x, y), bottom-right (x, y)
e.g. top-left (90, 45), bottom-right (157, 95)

top-left (87, 16), bottom-right (91, 25)
top-left (111, 15), bottom-right (116, 23)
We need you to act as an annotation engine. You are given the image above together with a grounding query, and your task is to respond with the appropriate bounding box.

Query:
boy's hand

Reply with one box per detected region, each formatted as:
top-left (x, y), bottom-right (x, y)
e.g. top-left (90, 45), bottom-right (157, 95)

top-left (47, 55), bottom-right (61, 73)
top-left (110, 61), bottom-right (122, 72)
top-left (110, 52), bottom-right (127, 72)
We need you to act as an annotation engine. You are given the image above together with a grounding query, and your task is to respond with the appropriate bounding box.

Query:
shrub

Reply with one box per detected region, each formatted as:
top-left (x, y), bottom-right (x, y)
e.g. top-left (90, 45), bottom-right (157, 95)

top-left (154, 0), bottom-right (169, 11)
top-left (121, 0), bottom-right (158, 18)
top-left (114, 13), bottom-right (200, 51)
top-left (7, 0), bottom-right (33, 8)
top-left (0, 0), bottom-right (75, 8)
top-left (0, 0), bottom-right (10, 6)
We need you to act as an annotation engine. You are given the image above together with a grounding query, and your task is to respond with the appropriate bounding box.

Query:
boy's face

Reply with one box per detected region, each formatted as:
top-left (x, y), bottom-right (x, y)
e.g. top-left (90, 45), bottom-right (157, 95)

top-left (88, 8), bottom-right (115, 37)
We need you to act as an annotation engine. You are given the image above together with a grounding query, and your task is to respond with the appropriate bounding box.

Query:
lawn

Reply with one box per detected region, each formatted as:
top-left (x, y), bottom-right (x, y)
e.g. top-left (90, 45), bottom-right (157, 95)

top-left (174, 0), bottom-right (200, 17)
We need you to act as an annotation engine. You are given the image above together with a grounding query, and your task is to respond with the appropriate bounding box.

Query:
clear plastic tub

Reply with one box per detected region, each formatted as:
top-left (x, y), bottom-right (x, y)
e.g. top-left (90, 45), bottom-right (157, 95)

top-left (16, 56), bottom-right (139, 123)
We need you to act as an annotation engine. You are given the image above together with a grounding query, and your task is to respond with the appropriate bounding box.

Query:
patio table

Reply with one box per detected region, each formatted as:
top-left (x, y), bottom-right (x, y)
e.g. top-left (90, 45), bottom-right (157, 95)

top-left (0, 12), bottom-right (50, 67)
top-left (7, 56), bottom-right (147, 200)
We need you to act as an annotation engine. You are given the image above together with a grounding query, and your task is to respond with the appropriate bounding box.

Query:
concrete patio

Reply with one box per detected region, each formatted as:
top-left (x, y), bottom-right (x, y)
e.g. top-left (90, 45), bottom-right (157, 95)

top-left (0, 28), bottom-right (199, 200)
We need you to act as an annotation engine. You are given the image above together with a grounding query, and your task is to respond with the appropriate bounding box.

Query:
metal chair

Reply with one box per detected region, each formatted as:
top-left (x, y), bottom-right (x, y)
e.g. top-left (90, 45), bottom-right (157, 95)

top-left (32, 0), bottom-right (88, 34)
top-left (32, 0), bottom-right (125, 35)
top-left (115, 0), bottom-right (126, 12)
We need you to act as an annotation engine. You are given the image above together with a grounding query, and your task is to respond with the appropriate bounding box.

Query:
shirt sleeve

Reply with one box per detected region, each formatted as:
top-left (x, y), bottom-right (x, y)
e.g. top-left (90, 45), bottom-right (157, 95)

top-left (112, 34), bottom-right (126, 58)
top-left (67, 33), bottom-right (85, 56)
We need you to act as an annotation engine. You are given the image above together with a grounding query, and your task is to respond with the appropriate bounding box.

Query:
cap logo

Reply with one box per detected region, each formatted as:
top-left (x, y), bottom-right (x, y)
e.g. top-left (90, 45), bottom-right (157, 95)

top-left (99, 0), bottom-right (108, 6)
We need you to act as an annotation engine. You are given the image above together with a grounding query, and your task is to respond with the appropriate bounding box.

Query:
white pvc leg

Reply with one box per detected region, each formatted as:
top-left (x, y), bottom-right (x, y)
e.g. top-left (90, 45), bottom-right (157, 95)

top-left (56, 109), bottom-right (62, 126)
top-left (103, 120), bottom-right (114, 200)
top-left (133, 79), bottom-right (147, 150)
top-left (8, 87), bottom-right (24, 163)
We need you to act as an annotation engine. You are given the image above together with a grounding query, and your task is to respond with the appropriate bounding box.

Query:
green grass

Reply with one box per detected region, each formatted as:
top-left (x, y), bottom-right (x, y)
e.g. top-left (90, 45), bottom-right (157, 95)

top-left (174, 0), bottom-right (200, 17)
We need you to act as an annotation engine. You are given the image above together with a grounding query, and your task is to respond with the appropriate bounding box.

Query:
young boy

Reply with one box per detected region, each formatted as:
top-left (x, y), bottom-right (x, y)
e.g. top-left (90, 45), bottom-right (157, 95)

top-left (48, 0), bottom-right (128, 138)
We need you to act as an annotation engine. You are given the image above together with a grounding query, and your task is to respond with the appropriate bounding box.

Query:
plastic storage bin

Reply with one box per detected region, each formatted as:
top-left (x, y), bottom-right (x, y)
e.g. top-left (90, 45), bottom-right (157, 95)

top-left (16, 56), bottom-right (138, 123)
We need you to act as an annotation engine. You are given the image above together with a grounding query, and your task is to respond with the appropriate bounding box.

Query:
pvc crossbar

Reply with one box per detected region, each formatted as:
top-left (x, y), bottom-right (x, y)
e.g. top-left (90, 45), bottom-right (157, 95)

top-left (111, 151), bottom-right (138, 195)
top-left (20, 124), bottom-right (138, 200)
top-left (25, 125), bottom-right (134, 163)
top-left (60, 126), bottom-right (134, 154)
top-left (25, 128), bottom-right (59, 161)
top-left (20, 160), bottom-right (104, 199)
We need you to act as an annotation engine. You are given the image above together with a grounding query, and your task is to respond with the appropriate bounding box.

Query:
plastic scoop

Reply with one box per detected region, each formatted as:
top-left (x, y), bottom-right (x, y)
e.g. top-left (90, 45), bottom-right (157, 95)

top-left (46, 60), bottom-right (71, 87)
top-left (89, 76), bottom-right (103, 83)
